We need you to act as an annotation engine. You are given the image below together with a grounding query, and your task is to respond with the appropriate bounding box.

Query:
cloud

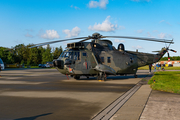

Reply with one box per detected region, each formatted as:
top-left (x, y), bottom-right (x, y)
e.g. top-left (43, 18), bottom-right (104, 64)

top-left (158, 33), bottom-right (166, 38)
top-left (114, 39), bottom-right (125, 43)
top-left (136, 29), bottom-right (143, 33)
top-left (153, 30), bottom-right (159, 33)
top-left (70, 5), bottom-right (80, 10)
top-left (159, 20), bottom-right (165, 23)
top-left (158, 33), bottom-right (173, 39)
top-left (132, 45), bottom-right (143, 49)
top-left (147, 32), bottom-right (153, 37)
top-left (88, 16), bottom-right (118, 32)
top-left (63, 26), bottom-right (81, 38)
top-left (131, 0), bottom-right (150, 2)
top-left (41, 30), bottom-right (60, 40)
top-left (25, 29), bottom-right (34, 32)
top-left (119, 26), bottom-right (125, 30)
top-left (88, 0), bottom-right (109, 9)
top-left (25, 33), bottom-right (33, 38)
top-left (159, 20), bottom-right (171, 26)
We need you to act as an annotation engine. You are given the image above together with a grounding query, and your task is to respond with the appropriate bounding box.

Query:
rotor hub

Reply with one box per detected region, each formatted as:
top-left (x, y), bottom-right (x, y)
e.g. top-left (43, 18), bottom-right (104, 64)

top-left (92, 33), bottom-right (102, 39)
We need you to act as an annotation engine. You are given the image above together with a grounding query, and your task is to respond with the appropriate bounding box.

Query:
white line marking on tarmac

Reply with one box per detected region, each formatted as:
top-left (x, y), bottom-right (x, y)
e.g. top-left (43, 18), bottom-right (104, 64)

top-left (92, 83), bottom-right (142, 120)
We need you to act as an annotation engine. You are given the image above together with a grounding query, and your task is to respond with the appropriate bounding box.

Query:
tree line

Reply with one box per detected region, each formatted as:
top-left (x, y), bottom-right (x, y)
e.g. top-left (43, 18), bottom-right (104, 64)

top-left (0, 44), bottom-right (179, 66)
top-left (0, 44), bottom-right (63, 66)
top-left (160, 56), bottom-right (180, 61)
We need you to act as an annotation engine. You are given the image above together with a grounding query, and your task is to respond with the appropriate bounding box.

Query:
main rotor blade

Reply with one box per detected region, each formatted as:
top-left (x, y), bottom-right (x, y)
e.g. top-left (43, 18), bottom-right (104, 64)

top-left (103, 36), bottom-right (174, 44)
top-left (29, 37), bottom-right (88, 48)
top-left (79, 37), bottom-right (91, 42)
top-left (152, 51), bottom-right (161, 52)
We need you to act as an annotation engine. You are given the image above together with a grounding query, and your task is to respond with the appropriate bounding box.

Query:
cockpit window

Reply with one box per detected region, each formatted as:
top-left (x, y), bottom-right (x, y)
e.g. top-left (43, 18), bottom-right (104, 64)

top-left (59, 52), bottom-right (65, 58)
top-left (108, 44), bottom-right (113, 50)
top-left (69, 52), bottom-right (74, 59)
top-left (64, 52), bottom-right (73, 58)
top-left (59, 50), bottom-right (80, 60)
top-left (74, 52), bottom-right (80, 60)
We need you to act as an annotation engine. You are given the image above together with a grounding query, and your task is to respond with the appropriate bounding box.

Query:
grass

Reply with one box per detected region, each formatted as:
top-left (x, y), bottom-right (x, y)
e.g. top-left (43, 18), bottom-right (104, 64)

top-left (138, 65), bottom-right (180, 70)
top-left (148, 71), bottom-right (180, 94)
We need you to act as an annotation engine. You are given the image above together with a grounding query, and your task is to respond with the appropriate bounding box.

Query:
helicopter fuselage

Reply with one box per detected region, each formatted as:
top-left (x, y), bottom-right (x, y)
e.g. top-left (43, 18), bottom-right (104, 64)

top-left (53, 39), bottom-right (167, 79)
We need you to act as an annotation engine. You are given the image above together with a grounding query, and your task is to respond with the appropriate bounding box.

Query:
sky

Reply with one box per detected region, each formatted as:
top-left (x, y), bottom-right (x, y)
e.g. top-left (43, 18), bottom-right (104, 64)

top-left (0, 0), bottom-right (180, 57)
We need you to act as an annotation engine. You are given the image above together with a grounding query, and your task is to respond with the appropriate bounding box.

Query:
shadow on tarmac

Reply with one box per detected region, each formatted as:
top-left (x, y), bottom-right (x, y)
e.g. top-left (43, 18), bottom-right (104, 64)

top-left (14, 113), bottom-right (52, 120)
top-left (76, 74), bottom-right (148, 81)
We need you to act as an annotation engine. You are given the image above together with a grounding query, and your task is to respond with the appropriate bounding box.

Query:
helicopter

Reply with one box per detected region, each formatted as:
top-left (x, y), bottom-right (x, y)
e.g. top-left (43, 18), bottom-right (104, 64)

top-left (31, 33), bottom-right (175, 80)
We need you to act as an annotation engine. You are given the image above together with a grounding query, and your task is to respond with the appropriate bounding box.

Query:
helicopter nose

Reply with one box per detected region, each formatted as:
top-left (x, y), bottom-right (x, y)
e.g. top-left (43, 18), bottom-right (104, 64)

top-left (53, 59), bottom-right (64, 69)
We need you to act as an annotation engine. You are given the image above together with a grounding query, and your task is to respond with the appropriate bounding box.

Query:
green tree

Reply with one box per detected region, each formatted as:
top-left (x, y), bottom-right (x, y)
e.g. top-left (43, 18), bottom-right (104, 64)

top-left (29, 47), bottom-right (39, 65)
top-left (0, 47), bottom-right (8, 63)
top-left (160, 56), bottom-right (180, 61)
top-left (42, 45), bottom-right (53, 64)
top-left (60, 46), bottom-right (63, 55)
top-left (52, 46), bottom-right (63, 59)
top-left (7, 52), bottom-right (15, 64)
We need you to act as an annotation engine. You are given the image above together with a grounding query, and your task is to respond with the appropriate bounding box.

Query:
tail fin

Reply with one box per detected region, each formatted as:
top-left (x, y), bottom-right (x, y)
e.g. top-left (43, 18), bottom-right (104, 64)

top-left (153, 47), bottom-right (167, 63)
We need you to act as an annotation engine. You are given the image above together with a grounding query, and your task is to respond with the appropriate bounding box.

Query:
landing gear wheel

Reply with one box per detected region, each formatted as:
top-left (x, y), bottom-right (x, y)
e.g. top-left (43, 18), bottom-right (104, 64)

top-left (97, 75), bottom-right (101, 80)
top-left (74, 75), bottom-right (80, 80)
top-left (97, 73), bottom-right (107, 81)
top-left (102, 74), bottom-right (107, 81)
top-left (134, 74), bottom-right (137, 78)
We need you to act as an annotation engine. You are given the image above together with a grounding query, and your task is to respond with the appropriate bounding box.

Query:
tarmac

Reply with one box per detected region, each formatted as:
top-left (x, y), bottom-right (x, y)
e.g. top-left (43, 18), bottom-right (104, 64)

top-left (0, 69), bottom-right (180, 120)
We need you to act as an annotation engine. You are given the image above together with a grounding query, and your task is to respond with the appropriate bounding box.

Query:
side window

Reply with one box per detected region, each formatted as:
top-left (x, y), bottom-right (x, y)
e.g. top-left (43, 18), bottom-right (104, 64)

top-left (74, 52), bottom-right (80, 60)
top-left (107, 57), bottom-right (111, 63)
top-left (82, 52), bottom-right (87, 56)
top-left (64, 52), bottom-right (69, 57)
top-left (77, 52), bottom-right (80, 60)
top-left (69, 52), bottom-right (73, 59)
top-left (74, 52), bottom-right (77, 60)
top-left (101, 57), bottom-right (104, 63)
top-left (130, 58), bottom-right (133, 63)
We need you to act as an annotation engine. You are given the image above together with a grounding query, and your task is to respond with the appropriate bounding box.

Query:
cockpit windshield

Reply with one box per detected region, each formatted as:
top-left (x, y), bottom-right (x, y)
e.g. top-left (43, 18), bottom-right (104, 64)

top-left (59, 51), bottom-right (65, 58)
top-left (64, 52), bottom-right (73, 59)
top-left (59, 50), bottom-right (79, 60)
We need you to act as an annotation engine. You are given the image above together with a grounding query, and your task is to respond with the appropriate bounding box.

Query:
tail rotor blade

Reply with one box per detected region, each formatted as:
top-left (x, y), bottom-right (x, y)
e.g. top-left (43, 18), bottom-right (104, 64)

top-left (169, 49), bottom-right (177, 53)
top-left (167, 51), bottom-right (170, 62)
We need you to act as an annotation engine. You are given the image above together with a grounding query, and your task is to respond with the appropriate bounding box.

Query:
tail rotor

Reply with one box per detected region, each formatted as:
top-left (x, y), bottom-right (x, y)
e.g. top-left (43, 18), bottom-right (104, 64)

top-left (166, 48), bottom-right (177, 62)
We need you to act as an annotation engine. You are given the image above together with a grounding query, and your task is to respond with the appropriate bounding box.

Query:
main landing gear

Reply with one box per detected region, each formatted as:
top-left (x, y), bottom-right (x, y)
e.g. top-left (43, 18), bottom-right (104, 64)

top-left (97, 72), bottom-right (107, 81)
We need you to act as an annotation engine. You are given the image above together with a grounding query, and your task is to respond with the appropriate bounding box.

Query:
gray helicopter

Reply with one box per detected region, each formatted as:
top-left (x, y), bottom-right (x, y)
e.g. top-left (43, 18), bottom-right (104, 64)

top-left (31, 33), bottom-right (175, 80)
